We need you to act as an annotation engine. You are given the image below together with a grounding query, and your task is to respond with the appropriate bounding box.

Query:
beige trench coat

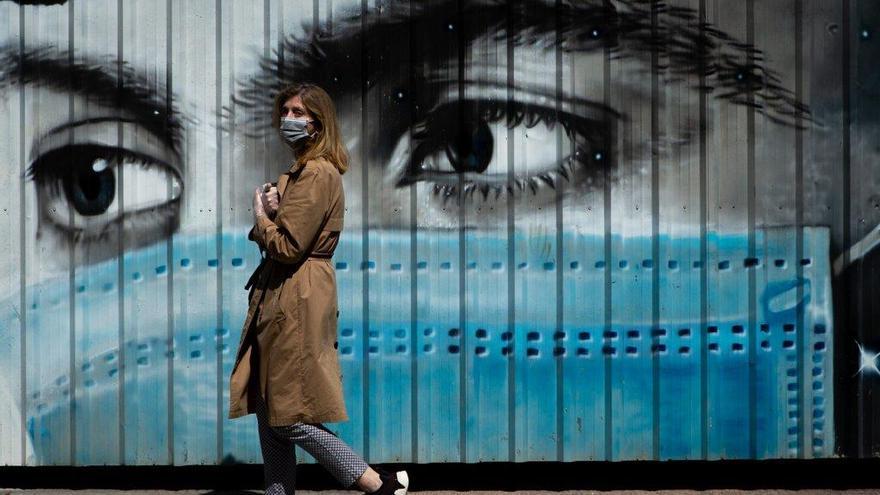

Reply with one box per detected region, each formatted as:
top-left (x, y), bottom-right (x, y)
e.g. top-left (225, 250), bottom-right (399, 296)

top-left (228, 156), bottom-right (347, 427)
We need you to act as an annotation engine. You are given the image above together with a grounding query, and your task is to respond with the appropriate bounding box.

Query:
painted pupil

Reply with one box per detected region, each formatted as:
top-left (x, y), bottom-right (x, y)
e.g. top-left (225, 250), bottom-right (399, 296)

top-left (63, 158), bottom-right (116, 216)
top-left (445, 118), bottom-right (494, 174)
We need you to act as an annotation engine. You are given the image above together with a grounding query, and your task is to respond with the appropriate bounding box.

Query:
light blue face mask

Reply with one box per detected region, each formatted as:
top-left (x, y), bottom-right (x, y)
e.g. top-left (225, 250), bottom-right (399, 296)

top-left (279, 117), bottom-right (314, 146)
top-left (0, 226), bottom-right (834, 464)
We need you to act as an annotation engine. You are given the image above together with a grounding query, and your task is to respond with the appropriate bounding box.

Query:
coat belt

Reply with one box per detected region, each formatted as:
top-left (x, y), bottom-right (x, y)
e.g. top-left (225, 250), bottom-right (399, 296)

top-left (244, 258), bottom-right (266, 291)
top-left (307, 252), bottom-right (333, 259)
top-left (244, 253), bottom-right (334, 291)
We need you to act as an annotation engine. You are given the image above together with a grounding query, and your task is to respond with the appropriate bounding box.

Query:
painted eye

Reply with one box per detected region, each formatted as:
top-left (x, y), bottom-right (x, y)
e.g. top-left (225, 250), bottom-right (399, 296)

top-left (392, 98), bottom-right (613, 203)
top-left (29, 143), bottom-right (182, 243)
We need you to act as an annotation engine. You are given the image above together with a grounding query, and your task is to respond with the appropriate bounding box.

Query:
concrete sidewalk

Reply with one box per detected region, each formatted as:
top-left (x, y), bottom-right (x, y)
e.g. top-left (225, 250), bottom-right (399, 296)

top-left (3, 491), bottom-right (880, 494)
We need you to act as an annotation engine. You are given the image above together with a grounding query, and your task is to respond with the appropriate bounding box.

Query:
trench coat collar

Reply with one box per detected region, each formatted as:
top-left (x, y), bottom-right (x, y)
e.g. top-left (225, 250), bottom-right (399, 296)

top-left (287, 159), bottom-right (304, 174)
top-left (279, 159), bottom-right (308, 198)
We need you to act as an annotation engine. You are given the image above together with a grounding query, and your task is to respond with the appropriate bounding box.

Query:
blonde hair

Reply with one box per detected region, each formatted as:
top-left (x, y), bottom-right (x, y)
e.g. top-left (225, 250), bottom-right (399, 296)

top-left (272, 83), bottom-right (349, 174)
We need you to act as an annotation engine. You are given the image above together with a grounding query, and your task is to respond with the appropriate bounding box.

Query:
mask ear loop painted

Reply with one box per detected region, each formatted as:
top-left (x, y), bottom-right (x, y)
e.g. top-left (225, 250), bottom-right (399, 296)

top-left (833, 220), bottom-right (880, 276)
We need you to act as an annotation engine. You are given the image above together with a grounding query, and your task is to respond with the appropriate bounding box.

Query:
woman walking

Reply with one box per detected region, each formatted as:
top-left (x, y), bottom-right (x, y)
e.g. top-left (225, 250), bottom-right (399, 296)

top-left (228, 83), bottom-right (409, 495)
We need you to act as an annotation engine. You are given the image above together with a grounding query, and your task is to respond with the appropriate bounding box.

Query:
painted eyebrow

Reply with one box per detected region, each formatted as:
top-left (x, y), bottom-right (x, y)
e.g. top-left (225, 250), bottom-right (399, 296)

top-left (0, 44), bottom-right (184, 155)
top-left (232, 0), bottom-right (812, 135)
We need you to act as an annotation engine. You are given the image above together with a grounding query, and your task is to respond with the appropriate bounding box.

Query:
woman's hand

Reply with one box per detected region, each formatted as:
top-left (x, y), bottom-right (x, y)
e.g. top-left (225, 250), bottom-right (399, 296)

top-left (253, 186), bottom-right (267, 222)
top-left (262, 182), bottom-right (280, 218)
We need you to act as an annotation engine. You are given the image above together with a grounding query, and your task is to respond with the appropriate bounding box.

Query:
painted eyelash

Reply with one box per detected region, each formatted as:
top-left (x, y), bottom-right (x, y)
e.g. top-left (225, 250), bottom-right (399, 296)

top-left (58, 200), bottom-right (181, 246)
top-left (428, 157), bottom-right (580, 206)
top-left (27, 144), bottom-right (175, 190)
top-left (414, 100), bottom-right (603, 141)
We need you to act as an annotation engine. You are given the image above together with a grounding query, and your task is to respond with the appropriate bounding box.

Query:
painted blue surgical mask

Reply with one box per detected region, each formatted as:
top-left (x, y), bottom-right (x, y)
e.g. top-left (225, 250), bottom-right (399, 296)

top-left (279, 117), bottom-right (315, 146)
top-left (0, 226), bottom-right (834, 464)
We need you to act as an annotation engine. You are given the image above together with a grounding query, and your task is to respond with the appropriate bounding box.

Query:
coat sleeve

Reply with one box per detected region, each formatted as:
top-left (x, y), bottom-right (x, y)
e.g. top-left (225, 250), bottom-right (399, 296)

top-left (247, 225), bottom-right (265, 249)
top-left (251, 163), bottom-right (329, 264)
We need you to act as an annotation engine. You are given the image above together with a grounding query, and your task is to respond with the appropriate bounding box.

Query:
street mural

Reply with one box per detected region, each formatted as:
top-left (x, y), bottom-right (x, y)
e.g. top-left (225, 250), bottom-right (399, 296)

top-left (0, 0), bottom-right (878, 465)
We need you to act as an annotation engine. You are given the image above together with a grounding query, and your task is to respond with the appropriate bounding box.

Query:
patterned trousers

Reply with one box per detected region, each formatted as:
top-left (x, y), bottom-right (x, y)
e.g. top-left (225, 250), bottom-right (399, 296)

top-left (256, 396), bottom-right (369, 495)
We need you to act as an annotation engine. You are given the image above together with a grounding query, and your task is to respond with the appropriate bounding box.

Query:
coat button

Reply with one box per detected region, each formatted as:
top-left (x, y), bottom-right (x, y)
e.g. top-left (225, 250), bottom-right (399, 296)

top-left (334, 341), bottom-right (338, 349)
